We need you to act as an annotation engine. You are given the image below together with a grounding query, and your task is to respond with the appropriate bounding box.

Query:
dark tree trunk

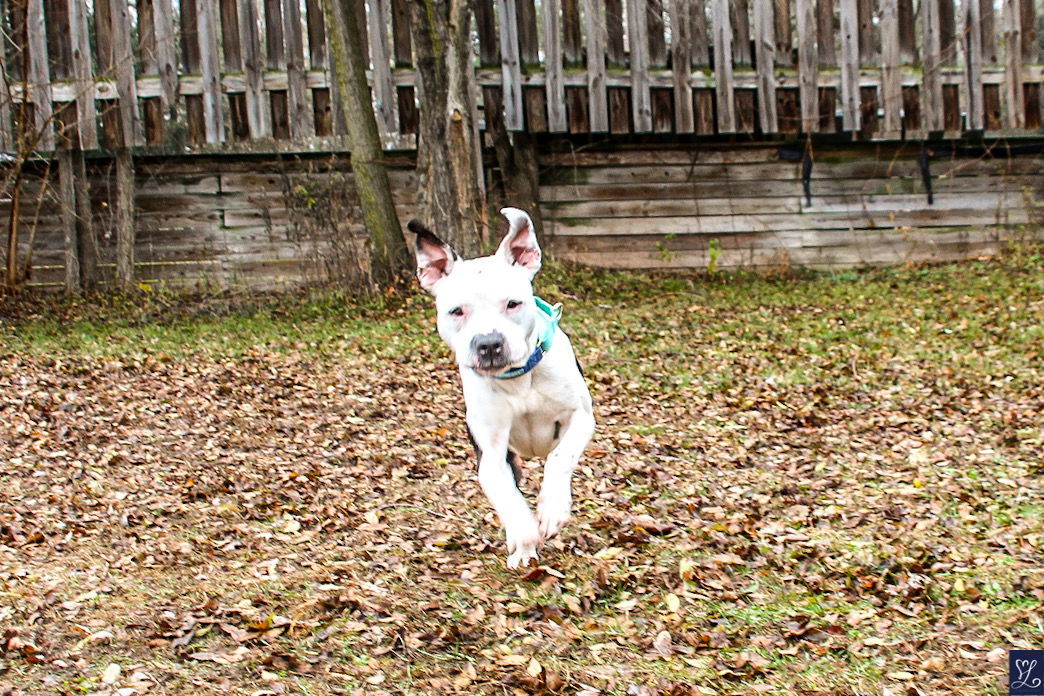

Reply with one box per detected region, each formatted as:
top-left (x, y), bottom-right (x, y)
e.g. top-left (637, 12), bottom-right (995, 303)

top-left (409, 0), bottom-right (484, 257)
top-left (324, 0), bottom-right (411, 287)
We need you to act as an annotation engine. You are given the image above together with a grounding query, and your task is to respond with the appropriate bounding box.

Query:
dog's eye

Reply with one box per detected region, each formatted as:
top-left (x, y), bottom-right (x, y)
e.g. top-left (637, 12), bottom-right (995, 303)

top-left (506, 300), bottom-right (522, 310)
top-left (448, 307), bottom-right (465, 317)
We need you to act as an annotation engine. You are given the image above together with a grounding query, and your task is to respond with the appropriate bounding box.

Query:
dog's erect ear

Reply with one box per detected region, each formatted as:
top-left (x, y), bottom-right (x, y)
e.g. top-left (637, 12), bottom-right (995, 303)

top-left (497, 207), bottom-right (541, 277)
top-left (408, 220), bottom-right (457, 293)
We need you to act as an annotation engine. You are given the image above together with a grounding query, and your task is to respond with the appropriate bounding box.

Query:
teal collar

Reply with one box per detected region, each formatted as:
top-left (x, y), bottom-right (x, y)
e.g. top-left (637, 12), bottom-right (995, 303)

top-left (493, 296), bottom-right (562, 380)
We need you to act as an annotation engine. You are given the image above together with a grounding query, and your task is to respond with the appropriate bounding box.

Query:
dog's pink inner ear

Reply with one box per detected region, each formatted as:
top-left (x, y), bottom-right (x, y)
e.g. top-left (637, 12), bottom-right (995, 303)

top-left (508, 223), bottom-right (540, 269)
top-left (416, 235), bottom-right (454, 289)
top-left (511, 244), bottom-right (540, 267)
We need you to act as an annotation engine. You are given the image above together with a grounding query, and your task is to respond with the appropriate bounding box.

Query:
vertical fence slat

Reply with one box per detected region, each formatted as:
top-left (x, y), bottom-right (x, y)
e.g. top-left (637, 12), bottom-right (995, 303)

top-left (26, 0), bottom-right (54, 150)
top-left (606, 0), bottom-right (627, 64)
top-left (669, 0), bottom-right (695, 133)
top-left (732, 0), bottom-right (753, 64)
top-left (898, 0), bottom-right (916, 62)
top-left (154, 0), bottom-right (179, 110)
top-left (1002, 0), bottom-right (1024, 128)
top-left (584, 0), bottom-right (610, 131)
top-left (921, 0), bottom-right (944, 130)
top-left (963, 0), bottom-right (984, 129)
top-left (627, 0), bottom-right (653, 131)
top-left (939, 0), bottom-right (957, 65)
top-left (648, 0), bottom-right (668, 65)
top-left (265, 0), bottom-right (290, 138)
top-left (197, 0), bottom-right (225, 143)
top-left (774, 0), bottom-right (792, 64)
top-left (517, 0), bottom-right (540, 63)
top-left (104, 0), bottom-right (146, 147)
top-left (544, 0), bottom-right (568, 131)
top-left (816, 0), bottom-right (836, 65)
top-left (220, 0), bottom-right (251, 140)
top-left (980, 0), bottom-right (998, 64)
top-left (797, 0), bottom-right (818, 132)
top-left (880, 0), bottom-right (903, 133)
top-left (476, 0), bottom-right (500, 64)
top-left (498, 0), bottom-right (525, 130)
top-left (69, 0), bottom-right (99, 150)
top-left (285, 0), bottom-right (314, 138)
top-left (839, 0), bottom-right (860, 131)
top-left (563, 0), bottom-right (583, 63)
top-left (692, 0), bottom-right (710, 64)
top-left (140, 0), bottom-right (170, 142)
top-left (0, 60), bottom-right (12, 152)
top-left (367, 0), bottom-right (397, 139)
top-left (857, 0), bottom-right (876, 64)
top-left (1020, 0), bottom-right (1036, 63)
top-left (753, 0), bottom-right (778, 133)
top-left (712, 0), bottom-right (736, 132)
top-left (307, 0), bottom-right (330, 67)
top-left (240, 0), bottom-right (270, 138)
top-left (58, 149), bottom-right (80, 291)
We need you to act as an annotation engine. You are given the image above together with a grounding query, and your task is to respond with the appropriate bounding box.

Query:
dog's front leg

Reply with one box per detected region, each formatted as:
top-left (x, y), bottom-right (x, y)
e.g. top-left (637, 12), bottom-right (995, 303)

top-left (470, 421), bottom-right (541, 568)
top-left (537, 408), bottom-right (595, 540)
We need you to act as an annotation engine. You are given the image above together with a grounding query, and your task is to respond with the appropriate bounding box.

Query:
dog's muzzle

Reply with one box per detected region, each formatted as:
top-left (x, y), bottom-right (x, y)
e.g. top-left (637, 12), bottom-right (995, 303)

top-left (471, 331), bottom-right (510, 372)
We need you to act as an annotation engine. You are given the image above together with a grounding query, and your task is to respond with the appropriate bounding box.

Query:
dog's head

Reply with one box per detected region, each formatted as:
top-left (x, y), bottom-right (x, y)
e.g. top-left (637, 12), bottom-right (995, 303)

top-left (409, 208), bottom-right (543, 377)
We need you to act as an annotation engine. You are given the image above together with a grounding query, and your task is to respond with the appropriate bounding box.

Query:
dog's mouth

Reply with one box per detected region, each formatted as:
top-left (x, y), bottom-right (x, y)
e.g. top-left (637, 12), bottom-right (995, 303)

top-left (468, 359), bottom-right (514, 376)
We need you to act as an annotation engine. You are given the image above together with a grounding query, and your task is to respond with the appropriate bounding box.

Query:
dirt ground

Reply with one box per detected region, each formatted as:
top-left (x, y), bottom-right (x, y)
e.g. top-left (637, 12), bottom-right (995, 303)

top-left (1, 255), bottom-right (1042, 695)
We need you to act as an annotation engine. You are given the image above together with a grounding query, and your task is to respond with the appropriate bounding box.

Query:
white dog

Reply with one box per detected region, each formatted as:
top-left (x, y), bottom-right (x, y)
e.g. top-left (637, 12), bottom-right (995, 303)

top-left (409, 208), bottom-right (595, 568)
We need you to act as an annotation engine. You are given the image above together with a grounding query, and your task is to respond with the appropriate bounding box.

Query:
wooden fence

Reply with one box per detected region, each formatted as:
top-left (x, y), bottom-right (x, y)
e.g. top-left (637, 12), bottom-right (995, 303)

top-left (1, 0), bottom-right (1043, 153)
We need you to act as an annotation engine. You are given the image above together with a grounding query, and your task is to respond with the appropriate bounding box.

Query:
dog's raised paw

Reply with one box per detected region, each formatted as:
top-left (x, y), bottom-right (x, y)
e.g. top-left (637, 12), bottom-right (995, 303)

top-left (536, 493), bottom-right (572, 541)
top-left (506, 544), bottom-right (539, 569)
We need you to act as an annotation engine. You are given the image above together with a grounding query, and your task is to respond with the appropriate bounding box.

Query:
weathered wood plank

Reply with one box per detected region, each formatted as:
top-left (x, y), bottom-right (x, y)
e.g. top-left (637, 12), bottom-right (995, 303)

top-left (753, 0), bottom-right (778, 133)
top-left (563, 0), bottom-right (584, 64)
top-left (838, 0), bottom-right (861, 131)
top-left (774, 0), bottom-right (793, 65)
top-left (219, 0), bottom-right (247, 140)
top-left (367, 0), bottom-right (397, 139)
top-left (921, 0), bottom-right (944, 130)
top-left (980, 0), bottom-right (998, 64)
top-left (26, 0), bottom-right (54, 150)
top-left (880, 0), bottom-right (903, 134)
top-left (284, 0), bottom-right (314, 138)
top-left (1019, 0), bottom-right (1035, 63)
top-left (857, 0), bottom-right (877, 65)
top-left (606, 0), bottom-right (628, 64)
top-left (498, 0), bottom-right (525, 130)
top-left (101, 0), bottom-right (145, 147)
top-left (567, 86), bottom-right (591, 131)
top-left (816, 0), bottom-right (836, 65)
top-left (389, 0), bottom-right (412, 66)
top-left (796, 0), bottom-right (818, 131)
top-left (712, 0), bottom-right (737, 131)
top-left (609, 87), bottom-right (631, 132)
top-left (939, 0), bottom-right (957, 65)
top-left (195, 0), bottom-right (225, 143)
top-left (584, 0), bottom-right (610, 131)
top-left (669, 0), bottom-right (696, 133)
top-left (627, 0), bottom-right (654, 131)
top-left (517, 0), bottom-right (541, 64)
top-left (964, 0), bottom-right (981, 129)
top-left (732, 0), bottom-right (753, 65)
top-left (306, 0), bottom-right (330, 67)
top-left (476, 0), bottom-right (499, 65)
top-left (898, 0), bottom-right (916, 63)
top-left (68, 0), bottom-right (100, 150)
top-left (544, 0), bottom-right (569, 131)
top-left (692, 0), bottom-right (711, 64)
top-left (1002, 0), bottom-right (1024, 129)
top-left (239, 0), bottom-right (270, 138)
top-left (648, 0), bottom-right (669, 66)
top-left (57, 149), bottom-right (80, 291)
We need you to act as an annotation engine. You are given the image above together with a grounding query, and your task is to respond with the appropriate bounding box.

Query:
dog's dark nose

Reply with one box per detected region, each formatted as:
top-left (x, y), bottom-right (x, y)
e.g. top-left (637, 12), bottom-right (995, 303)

top-left (472, 332), bottom-right (507, 366)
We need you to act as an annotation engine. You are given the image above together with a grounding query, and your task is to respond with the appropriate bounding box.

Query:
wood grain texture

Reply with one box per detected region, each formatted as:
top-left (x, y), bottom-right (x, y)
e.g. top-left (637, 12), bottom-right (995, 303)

top-left (544, 0), bottom-right (569, 131)
top-left (627, 0), bottom-right (654, 131)
top-left (584, 0), bottom-right (610, 130)
top-left (498, 0), bottom-right (525, 130)
top-left (712, 0), bottom-right (737, 131)
top-left (838, 0), bottom-right (861, 131)
top-left (797, 0), bottom-right (818, 132)
top-left (669, 0), bottom-right (696, 133)
top-left (753, 0), bottom-right (778, 133)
